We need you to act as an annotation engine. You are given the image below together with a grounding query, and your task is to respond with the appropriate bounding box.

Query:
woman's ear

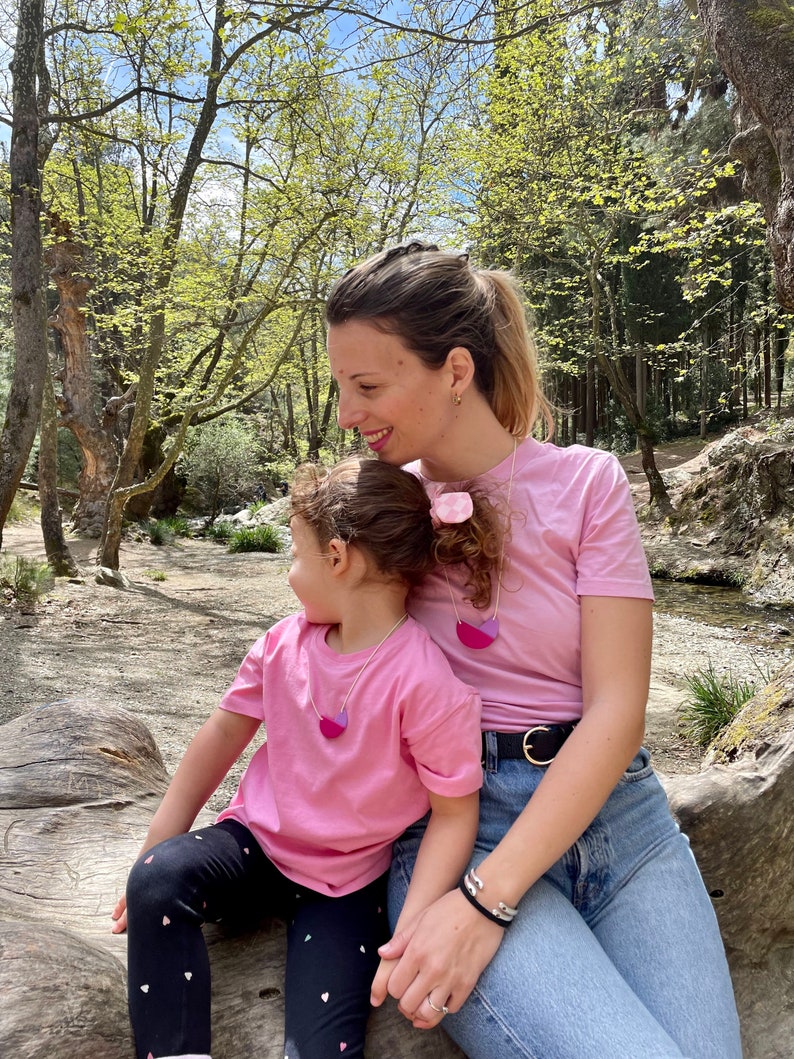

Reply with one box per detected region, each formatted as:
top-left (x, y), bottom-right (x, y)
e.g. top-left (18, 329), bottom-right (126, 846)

top-left (446, 346), bottom-right (476, 397)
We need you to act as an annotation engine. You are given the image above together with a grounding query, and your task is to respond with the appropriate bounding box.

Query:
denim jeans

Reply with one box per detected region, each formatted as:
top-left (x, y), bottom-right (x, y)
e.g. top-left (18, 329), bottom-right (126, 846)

top-left (389, 744), bottom-right (743, 1059)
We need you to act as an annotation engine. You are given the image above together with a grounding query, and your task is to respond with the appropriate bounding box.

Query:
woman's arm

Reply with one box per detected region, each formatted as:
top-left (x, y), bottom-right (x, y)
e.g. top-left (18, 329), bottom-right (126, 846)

top-left (379, 595), bottom-right (652, 1024)
top-left (111, 707), bottom-right (260, 933)
top-left (370, 788), bottom-right (479, 1016)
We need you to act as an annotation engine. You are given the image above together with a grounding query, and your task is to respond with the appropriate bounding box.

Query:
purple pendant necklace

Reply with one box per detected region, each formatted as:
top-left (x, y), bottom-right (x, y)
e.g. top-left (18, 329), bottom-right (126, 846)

top-left (445, 440), bottom-right (517, 650)
top-left (308, 613), bottom-right (408, 739)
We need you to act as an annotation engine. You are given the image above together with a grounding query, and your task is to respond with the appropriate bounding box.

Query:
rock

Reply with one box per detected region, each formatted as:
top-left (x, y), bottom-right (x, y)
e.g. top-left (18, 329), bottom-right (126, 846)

top-left (641, 425), bottom-right (794, 604)
top-left (663, 661), bottom-right (794, 1059)
top-left (96, 566), bottom-right (133, 589)
top-left (0, 701), bottom-right (463, 1059)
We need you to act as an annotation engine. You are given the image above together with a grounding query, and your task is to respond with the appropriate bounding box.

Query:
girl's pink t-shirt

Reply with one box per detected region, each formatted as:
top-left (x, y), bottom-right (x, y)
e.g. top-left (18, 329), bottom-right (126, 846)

top-left (407, 438), bottom-right (654, 731)
top-left (216, 615), bottom-right (482, 896)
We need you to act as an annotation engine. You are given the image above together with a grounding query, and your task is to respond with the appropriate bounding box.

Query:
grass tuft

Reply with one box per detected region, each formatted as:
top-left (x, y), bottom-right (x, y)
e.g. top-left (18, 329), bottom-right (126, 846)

top-left (0, 554), bottom-right (54, 608)
top-left (678, 662), bottom-right (757, 746)
top-left (227, 524), bottom-right (283, 554)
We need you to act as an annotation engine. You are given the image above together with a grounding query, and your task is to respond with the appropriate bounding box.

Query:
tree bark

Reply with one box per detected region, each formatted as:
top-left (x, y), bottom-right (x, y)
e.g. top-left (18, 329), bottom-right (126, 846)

top-left (590, 267), bottom-right (673, 514)
top-left (0, 0), bottom-right (46, 546)
top-left (38, 368), bottom-right (78, 577)
top-left (696, 0), bottom-right (794, 309)
top-left (45, 234), bottom-right (121, 538)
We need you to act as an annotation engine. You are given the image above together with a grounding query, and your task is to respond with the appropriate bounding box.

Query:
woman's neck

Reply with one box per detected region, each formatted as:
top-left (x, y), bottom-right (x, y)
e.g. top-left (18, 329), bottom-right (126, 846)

top-left (420, 408), bottom-right (517, 482)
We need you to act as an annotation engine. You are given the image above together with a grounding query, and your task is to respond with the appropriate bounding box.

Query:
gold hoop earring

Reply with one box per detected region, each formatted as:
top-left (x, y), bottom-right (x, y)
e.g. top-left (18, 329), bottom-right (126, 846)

top-left (452, 393), bottom-right (462, 406)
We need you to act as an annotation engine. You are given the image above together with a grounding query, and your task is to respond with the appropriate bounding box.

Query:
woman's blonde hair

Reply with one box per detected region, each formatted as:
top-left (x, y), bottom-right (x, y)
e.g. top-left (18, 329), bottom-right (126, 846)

top-left (325, 242), bottom-right (553, 439)
top-left (290, 456), bottom-right (502, 608)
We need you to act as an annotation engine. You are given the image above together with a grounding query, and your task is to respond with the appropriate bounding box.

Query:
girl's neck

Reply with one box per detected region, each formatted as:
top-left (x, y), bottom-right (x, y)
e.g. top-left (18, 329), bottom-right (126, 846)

top-left (326, 591), bottom-right (409, 655)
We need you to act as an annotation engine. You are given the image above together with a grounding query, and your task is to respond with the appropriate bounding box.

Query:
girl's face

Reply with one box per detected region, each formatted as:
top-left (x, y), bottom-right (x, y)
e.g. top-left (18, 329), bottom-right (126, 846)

top-left (327, 319), bottom-right (454, 467)
top-left (287, 516), bottom-right (339, 624)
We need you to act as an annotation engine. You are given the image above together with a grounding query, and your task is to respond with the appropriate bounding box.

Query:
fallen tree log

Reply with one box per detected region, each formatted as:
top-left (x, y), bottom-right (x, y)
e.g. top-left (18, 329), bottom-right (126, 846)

top-left (0, 701), bottom-right (464, 1059)
top-left (2, 691), bottom-right (792, 1058)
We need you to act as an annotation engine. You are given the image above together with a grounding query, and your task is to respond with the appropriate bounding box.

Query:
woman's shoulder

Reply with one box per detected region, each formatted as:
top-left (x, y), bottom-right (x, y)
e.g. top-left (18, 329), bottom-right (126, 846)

top-left (523, 438), bottom-right (625, 491)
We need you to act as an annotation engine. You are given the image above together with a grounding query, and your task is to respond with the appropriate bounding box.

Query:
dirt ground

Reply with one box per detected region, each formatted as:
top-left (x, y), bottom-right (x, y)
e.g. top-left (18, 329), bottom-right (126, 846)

top-left (1, 432), bottom-right (792, 792)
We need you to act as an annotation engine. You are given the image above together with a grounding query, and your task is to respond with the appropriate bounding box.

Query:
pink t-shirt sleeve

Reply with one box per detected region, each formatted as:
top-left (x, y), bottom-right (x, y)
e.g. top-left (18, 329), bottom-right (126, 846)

top-left (399, 683), bottom-right (483, 798)
top-left (575, 453), bottom-right (654, 599)
top-left (219, 636), bottom-right (267, 719)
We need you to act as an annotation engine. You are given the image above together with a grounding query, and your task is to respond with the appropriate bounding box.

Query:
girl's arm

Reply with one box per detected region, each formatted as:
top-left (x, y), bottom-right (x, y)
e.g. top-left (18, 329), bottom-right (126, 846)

top-left (370, 788), bottom-right (479, 1015)
top-left (111, 707), bottom-right (260, 933)
top-left (378, 595), bottom-right (652, 1024)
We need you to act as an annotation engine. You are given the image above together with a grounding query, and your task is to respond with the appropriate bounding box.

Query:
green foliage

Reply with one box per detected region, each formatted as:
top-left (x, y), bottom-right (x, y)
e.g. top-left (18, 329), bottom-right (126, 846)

top-left (6, 492), bottom-right (38, 523)
top-left (159, 515), bottom-right (192, 538)
top-left (144, 519), bottom-right (174, 546)
top-left (227, 524), bottom-right (283, 554)
top-left (679, 663), bottom-right (757, 746)
top-left (143, 568), bottom-right (167, 582)
top-left (0, 554), bottom-right (54, 607)
top-left (179, 417), bottom-right (265, 519)
top-left (204, 521), bottom-right (234, 542)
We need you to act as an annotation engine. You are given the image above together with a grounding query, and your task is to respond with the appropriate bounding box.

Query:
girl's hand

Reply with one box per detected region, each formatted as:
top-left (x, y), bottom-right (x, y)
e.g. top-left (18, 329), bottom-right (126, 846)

top-left (376, 888), bottom-right (505, 1027)
top-left (111, 893), bottom-right (127, 934)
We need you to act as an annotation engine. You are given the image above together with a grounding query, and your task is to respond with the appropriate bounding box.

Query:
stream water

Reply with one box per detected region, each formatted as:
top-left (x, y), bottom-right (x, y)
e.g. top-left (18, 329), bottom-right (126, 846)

top-left (653, 580), bottom-right (794, 633)
top-left (650, 580), bottom-right (794, 695)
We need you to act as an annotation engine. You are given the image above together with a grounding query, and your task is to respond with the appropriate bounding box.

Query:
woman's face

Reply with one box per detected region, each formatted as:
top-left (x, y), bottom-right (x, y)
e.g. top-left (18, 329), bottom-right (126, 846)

top-left (327, 319), bottom-right (454, 467)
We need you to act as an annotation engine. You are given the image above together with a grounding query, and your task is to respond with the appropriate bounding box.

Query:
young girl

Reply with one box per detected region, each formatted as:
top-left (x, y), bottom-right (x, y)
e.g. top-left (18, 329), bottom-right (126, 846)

top-left (325, 242), bottom-right (743, 1059)
top-left (111, 455), bottom-right (499, 1059)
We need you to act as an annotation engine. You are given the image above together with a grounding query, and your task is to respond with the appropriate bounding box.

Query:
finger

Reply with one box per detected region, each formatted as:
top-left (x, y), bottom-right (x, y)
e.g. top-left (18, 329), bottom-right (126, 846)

top-left (401, 992), bottom-right (448, 1029)
top-left (377, 928), bottom-right (410, 961)
top-left (370, 957), bottom-right (396, 1007)
top-left (110, 910), bottom-right (127, 934)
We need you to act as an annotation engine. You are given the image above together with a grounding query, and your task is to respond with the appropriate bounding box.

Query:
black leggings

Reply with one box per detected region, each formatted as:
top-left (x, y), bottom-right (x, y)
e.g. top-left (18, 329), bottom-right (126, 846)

top-left (125, 819), bottom-right (389, 1059)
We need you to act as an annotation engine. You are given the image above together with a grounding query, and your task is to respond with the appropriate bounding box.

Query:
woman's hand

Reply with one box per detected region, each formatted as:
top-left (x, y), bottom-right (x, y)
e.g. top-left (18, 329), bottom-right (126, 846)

top-left (375, 888), bottom-right (505, 1028)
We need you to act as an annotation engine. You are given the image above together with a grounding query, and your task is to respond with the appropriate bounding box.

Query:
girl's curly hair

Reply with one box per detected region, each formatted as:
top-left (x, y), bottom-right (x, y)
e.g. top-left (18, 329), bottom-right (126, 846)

top-left (290, 456), bottom-right (502, 608)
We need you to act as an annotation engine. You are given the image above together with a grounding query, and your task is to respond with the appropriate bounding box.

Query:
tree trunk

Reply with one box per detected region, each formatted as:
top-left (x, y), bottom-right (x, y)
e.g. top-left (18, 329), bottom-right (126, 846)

top-left (38, 369), bottom-right (78, 577)
top-left (98, 0), bottom-right (229, 570)
top-left (590, 268), bottom-right (673, 514)
top-left (696, 0), bottom-right (794, 310)
top-left (45, 235), bottom-right (120, 537)
top-left (0, 0), bottom-right (46, 545)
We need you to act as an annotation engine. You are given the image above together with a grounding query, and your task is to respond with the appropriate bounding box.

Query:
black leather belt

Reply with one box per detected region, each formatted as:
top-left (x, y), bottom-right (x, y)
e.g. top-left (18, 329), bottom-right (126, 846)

top-left (483, 723), bottom-right (578, 767)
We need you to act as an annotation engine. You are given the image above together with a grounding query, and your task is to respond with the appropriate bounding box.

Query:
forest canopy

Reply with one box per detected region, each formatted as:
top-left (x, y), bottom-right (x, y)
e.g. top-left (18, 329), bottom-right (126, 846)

top-left (1, 0), bottom-right (792, 562)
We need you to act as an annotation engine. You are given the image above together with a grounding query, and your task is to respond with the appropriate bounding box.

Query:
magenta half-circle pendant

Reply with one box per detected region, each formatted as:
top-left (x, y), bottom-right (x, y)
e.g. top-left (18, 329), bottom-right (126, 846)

top-left (319, 709), bottom-right (349, 739)
top-left (456, 616), bottom-right (500, 650)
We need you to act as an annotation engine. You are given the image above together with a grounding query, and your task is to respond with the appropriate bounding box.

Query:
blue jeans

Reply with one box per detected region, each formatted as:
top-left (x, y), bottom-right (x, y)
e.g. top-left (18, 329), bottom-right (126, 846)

top-left (389, 745), bottom-right (742, 1059)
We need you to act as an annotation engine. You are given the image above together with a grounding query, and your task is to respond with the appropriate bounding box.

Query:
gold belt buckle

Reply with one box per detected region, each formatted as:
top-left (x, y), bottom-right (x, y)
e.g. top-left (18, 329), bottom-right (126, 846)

top-left (522, 725), bottom-right (553, 766)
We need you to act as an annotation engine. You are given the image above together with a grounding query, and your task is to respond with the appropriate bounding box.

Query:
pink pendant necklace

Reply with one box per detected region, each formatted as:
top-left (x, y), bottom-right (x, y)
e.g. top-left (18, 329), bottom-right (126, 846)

top-left (308, 614), bottom-right (408, 738)
top-left (444, 440), bottom-right (517, 650)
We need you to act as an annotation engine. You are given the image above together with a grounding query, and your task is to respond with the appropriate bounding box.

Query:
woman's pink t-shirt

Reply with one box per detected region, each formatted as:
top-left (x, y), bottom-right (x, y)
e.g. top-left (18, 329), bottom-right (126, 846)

top-left (216, 615), bottom-right (482, 896)
top-left (407, 438), bottom-right (654, 730)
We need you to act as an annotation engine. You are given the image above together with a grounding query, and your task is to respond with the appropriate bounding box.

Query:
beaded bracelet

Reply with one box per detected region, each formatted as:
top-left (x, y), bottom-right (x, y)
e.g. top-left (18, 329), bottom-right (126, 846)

top-left (458, 868), bottom-right (518, 928)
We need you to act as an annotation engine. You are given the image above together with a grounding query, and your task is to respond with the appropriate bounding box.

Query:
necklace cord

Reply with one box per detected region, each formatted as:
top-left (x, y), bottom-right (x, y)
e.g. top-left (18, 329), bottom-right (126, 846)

top-left (308, 612), bottom-right (408, 721)
top-left (444, 439), bottom-right (517, 624)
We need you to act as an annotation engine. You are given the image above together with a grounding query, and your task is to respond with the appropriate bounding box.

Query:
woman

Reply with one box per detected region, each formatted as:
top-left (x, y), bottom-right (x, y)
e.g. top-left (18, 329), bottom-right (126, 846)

top-left (326, 242), bottom-right (742, 1059)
